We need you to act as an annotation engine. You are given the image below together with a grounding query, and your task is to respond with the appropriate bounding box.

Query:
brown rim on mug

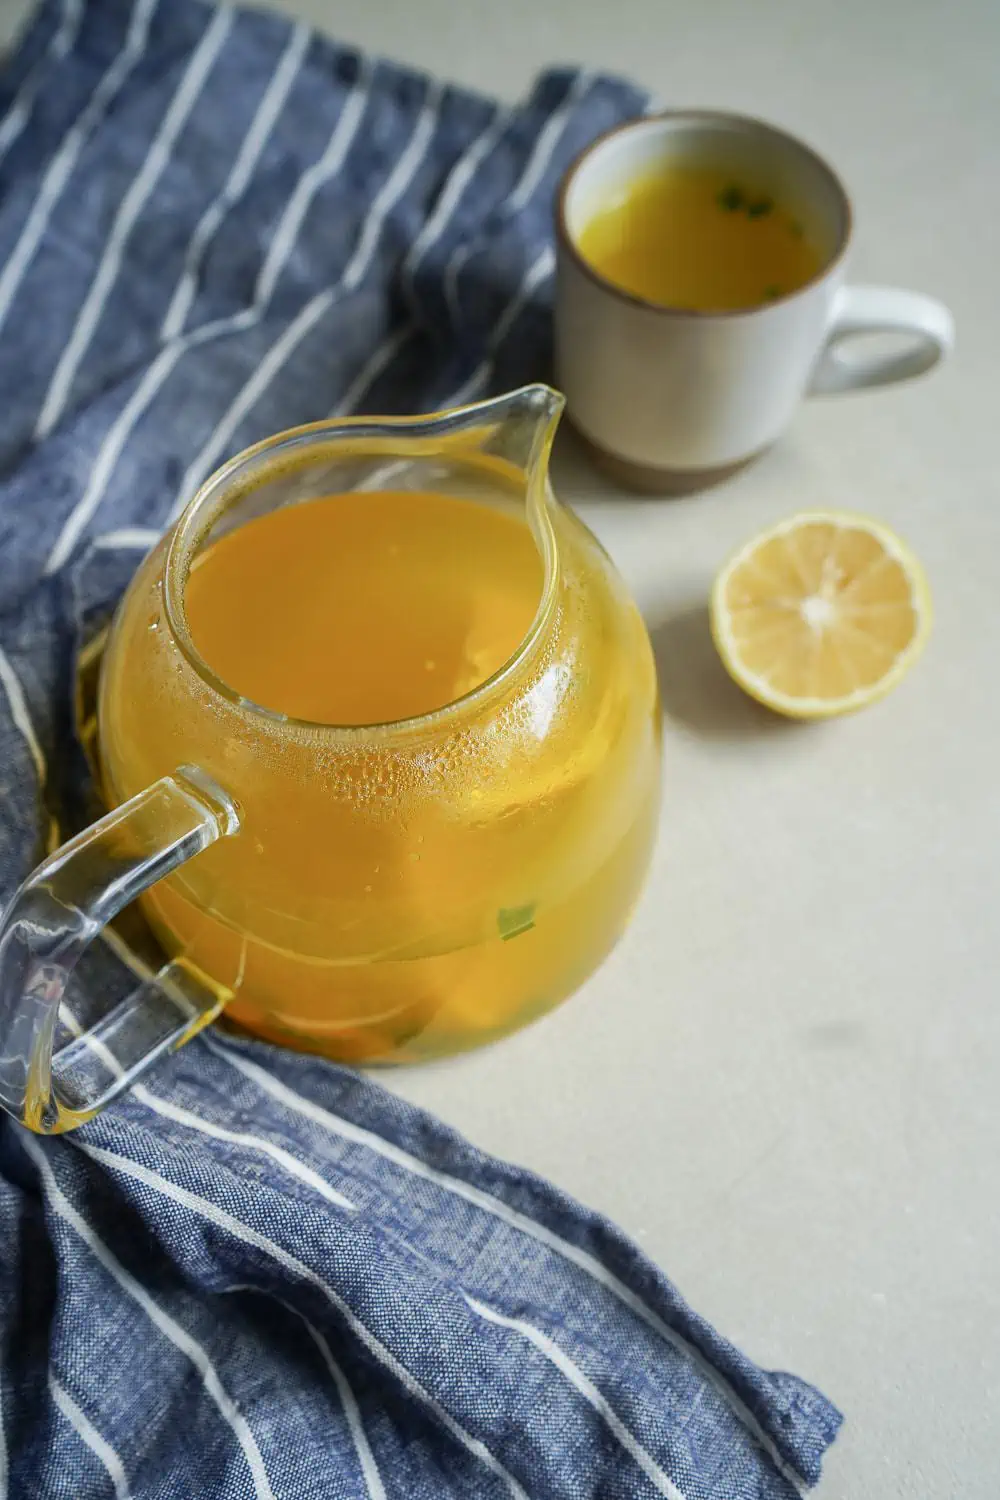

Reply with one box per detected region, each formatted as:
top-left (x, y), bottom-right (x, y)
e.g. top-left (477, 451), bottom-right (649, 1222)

top-left (555, 109), bottom-right (854, 321)
top-left (569, 424), bottom-right (768, 495)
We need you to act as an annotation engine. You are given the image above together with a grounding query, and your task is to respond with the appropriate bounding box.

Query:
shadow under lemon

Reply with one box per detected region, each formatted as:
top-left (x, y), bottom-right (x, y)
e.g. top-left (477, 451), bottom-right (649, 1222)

top-left (651, 602), bottom-right (804, 742)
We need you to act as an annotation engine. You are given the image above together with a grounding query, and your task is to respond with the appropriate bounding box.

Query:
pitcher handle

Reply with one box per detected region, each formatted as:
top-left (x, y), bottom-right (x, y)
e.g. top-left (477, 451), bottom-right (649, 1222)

top-left (0, 768), bottom-right (239, 1134)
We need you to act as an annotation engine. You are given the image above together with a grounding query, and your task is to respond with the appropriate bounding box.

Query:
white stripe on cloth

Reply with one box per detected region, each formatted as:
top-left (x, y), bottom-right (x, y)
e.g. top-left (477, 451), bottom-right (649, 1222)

top-left (203, 1035), bottom-right (807, 1493)
top-left (333, 105), bottom-right (513, 417)
top-left (227, 1285), bottom-right (387, 1500)
top-left (162, 286), bottom-right (346, 527)
top-left (445, 244), bottom-right (554, 407)
top-left (330, 103), bottom-right (513, 416)
top-left (0, 643), bottom-right (45, 782)
top-left (45, 335), bottom-right (206, 573)
top-left (251, 54), bottom-right (373, 310)
top-left (400, 101), bottom-right (510, 295)
top-left (49, 1376), bottom-right (132, 1500)
top-left (21, 1135), bottom-right (278, 1500)
top-left (442, 69), bottom-right (592, 327)
top-left (0, 0), bottom-right (84, 171)
top-left (78, 1141), bottom-right (529, 1500)
top-left (298, 1312), bottom-right (388, 1500)
top-left (507, 71), bottom-right (594, 217)
top-left (329, 319), bottom-right (418, 416)
top-left (161, 20), bottom-right (311, 341)
top-left (57, 962), bottom-right (357, 1218)
top-left (0, 0), bottom-right (158, 344)
top-left (464, 1294), bottom-right (686, 1500)
top-left (167, 79), bottom-right (444, 526)
top-left (34, 5), bottom-right (235, 441)
top-left (131, 1084), bottom-right (358, 1213)
top-left (89, 526), bottom-right (162, 551)
top-left (91, 926), bottom-right (156, 1004)
top-left (43, 57), bottom-right (374, 575)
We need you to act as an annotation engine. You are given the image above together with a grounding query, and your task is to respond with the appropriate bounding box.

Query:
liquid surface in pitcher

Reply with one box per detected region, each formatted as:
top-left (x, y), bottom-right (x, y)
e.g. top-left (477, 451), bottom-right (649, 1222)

top-left (185, 491), bottom-right (544, 724)
top-left (577, 162), bottom-right (822, 311)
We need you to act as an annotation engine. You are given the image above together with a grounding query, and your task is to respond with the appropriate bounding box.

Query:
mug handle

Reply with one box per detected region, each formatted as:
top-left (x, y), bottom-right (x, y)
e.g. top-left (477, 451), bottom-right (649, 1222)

top-left (810, 284), bottom-right (954, 395)
top-left (0, 768), bottom-right (239, 1134)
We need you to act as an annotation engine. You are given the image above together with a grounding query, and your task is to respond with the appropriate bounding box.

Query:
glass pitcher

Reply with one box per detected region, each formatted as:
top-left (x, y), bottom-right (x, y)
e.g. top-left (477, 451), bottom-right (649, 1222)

top-left (0, 385), bottom-right (661, 1134)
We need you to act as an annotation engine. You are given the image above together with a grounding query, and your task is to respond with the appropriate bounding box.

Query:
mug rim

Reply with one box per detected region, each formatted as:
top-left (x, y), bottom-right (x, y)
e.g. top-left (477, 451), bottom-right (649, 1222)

top-left (555, 108), bottom-right (854, 319)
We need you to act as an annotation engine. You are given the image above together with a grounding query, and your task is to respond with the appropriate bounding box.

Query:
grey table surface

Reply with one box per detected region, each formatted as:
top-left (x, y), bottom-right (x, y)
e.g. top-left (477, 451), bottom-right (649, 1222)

top-left (3, 0), bottom-right (999, 1495)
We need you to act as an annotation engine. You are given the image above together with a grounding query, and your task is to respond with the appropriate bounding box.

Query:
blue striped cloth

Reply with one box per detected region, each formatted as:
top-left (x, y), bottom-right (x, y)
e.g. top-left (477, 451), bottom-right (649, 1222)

top-left (0, 0), bottom-right (842, 1494)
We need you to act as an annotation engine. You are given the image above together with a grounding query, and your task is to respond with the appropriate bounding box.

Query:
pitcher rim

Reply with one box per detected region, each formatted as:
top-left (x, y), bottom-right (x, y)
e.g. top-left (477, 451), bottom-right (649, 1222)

top-left (161, 387), bottom-right (564, 741)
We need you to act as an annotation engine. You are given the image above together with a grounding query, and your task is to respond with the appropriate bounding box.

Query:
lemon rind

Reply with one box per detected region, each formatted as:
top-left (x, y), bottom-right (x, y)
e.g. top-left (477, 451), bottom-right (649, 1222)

top-left (710, 510), bottom-right (933, 719)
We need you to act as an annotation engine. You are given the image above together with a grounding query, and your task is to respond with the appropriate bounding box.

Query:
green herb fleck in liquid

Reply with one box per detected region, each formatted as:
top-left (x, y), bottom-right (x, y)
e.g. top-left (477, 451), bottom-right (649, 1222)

top-left (717, 184), bottom-right (744, 212)
top-left (498, 904), bottom-right (536, 941)
top-left (747, 197), bottom-right (774, 218)
top-left (789, 218), bottom-right (805, 239)
top-left (763, 284), bottom-right (782, 300)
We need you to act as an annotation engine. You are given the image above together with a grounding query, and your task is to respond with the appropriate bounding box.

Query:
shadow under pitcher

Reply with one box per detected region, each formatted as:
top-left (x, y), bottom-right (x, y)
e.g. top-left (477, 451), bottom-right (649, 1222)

top-left (0, 386), bottom-right (662, 1133)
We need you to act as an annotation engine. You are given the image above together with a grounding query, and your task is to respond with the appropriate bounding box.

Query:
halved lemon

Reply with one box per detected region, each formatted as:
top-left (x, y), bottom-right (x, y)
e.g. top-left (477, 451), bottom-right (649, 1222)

top-left (710, 511), bottom-right (932, 718)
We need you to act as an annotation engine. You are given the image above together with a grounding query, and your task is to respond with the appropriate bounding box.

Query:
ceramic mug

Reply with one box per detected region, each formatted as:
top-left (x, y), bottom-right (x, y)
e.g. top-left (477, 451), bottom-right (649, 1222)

top-left (555, 111), bottom-right (954, 492)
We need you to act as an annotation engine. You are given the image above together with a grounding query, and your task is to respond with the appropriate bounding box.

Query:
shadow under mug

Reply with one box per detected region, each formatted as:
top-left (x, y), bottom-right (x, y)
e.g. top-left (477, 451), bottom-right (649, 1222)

top-left (555, 110), bottom-right (955, 493)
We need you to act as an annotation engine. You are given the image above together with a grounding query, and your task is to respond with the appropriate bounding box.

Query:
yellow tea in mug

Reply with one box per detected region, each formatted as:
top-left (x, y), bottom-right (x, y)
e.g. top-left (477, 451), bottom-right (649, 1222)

top-left (577, 163), bottom-right (822, 311)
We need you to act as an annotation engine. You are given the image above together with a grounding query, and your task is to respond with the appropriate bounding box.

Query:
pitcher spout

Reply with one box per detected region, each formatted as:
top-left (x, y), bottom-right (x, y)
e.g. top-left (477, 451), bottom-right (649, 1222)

top-left (457, 382), bottom-right (565, 481)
